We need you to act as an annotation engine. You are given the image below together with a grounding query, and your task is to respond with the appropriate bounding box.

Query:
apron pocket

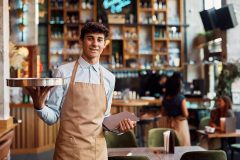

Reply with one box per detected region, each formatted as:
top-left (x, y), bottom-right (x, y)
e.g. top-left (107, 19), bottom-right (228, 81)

top-left (78, 149), bottom-right (93, 160)
top-left (54, 135), bottom-right (77, 160)
top-left (74, 136), bottom-right (95, 159)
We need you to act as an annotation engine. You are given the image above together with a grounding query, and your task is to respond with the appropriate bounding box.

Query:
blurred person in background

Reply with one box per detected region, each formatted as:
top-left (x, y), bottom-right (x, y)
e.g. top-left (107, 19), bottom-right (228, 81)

top-left (161, 72), bottom-right (191, 146)
top-left (200, 96), bottom-right (235, 149)
top-left (140, 74), bottom-right (168, 118)
top-left (144, 73), bottom-right (168, 98)
top-left (209, 95), bottom-right (235, 130)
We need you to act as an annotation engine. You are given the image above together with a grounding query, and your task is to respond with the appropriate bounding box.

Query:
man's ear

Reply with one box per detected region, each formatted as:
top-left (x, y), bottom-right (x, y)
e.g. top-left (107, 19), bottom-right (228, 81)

top-left (104, 39), bottom-right (110, 48)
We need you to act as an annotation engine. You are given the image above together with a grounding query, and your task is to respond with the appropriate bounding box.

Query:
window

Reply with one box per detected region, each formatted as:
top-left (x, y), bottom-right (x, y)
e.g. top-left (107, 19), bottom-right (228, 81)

top-left (204, 0), bottom-right (222, 9)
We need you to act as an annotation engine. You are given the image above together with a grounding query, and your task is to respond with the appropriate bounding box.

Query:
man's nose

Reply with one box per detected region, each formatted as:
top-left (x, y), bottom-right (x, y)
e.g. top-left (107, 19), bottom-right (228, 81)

top-left (92, 39), bottom-right (98, 45)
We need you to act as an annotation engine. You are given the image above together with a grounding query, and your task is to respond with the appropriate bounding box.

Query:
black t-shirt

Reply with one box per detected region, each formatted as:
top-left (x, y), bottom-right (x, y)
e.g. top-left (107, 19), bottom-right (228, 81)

top-left (162, 93), bottom-right (185, 117)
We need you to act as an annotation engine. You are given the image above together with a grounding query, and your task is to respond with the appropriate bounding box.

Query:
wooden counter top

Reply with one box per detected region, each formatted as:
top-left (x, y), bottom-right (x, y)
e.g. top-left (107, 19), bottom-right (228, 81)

top-left (0, 124), bottom-right (17, 138)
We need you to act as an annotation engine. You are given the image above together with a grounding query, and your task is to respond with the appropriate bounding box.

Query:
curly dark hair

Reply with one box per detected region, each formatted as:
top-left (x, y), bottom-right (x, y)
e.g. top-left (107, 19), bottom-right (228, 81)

top-left (165, 72), bottom-right (182, 97)
top-left (80, 22), bottom-right (109, 40)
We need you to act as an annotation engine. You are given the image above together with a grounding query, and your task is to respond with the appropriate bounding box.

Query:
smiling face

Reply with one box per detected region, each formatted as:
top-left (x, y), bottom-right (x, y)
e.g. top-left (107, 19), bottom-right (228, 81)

top-left (217, 98), bottom-right (225, 109)
top-left (81, 33), bottom-right (106, 64)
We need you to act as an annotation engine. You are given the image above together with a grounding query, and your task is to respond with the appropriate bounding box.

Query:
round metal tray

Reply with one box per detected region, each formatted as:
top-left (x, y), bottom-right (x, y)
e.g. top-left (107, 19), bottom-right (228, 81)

top-left (7, 78), bottom-right (64, 87)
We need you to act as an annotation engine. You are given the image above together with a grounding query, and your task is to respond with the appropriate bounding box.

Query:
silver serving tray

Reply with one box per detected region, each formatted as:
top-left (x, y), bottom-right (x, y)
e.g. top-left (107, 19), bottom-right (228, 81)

top-left (7, 78), bottom-right (64, 87)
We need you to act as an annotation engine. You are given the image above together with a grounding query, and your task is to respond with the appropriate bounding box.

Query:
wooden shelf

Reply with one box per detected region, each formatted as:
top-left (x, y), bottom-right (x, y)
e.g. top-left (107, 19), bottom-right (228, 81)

top-left (65, 9), bottom-right (79, 12)
top-left (154, 38), bottom-right (168, 41)
top-left (50, 37), bottom-right (64, 40)
top-left (50, 7), bottom-right (63, 10)
top-left (154, 52), bottom-right (168, 55)
top-left (154, 9), bottom-right (167, 12)
top-left (169, 38), bottom-right (182, 41)
top-left (48, 0), bottom-right (184, 70)
top-left (139, 8), bottom-right (153, 12)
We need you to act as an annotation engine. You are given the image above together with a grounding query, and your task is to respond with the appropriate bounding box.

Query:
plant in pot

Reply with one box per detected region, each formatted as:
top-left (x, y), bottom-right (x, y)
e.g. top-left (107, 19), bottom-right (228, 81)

top-left (216, 62), bottom-right (240, 98)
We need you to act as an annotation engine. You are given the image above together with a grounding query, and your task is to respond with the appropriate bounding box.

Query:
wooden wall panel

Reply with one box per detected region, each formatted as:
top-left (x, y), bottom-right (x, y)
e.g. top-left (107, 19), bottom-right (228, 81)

top-left (10, 104), bottom-right (59, 154)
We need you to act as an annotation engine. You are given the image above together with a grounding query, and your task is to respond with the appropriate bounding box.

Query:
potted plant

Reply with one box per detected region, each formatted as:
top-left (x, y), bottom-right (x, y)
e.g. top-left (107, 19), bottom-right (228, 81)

top-left (216, 63), bottom-right (240, 98)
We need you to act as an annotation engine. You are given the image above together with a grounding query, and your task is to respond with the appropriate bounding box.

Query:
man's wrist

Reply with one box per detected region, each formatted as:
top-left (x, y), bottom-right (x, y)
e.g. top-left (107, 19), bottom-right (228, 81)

top-left (34, 105), bottom-right (44, 110)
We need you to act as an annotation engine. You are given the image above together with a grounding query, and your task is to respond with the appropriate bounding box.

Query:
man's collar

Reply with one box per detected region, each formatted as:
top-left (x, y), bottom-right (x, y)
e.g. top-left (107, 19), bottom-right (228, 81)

top-left (78, 57), bottom-right (99, 72)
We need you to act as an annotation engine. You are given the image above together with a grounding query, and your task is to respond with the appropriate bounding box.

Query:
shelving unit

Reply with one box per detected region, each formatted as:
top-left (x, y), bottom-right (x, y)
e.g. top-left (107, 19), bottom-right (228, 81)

top-left (48, 0), bottom-right (96, 69)
top-left (48, 0), bottom-right (185, 71)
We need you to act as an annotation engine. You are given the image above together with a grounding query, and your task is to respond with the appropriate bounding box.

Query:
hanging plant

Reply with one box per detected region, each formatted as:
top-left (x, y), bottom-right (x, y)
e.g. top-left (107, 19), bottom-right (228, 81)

top-left (216, 63), bottom-right (240, 97)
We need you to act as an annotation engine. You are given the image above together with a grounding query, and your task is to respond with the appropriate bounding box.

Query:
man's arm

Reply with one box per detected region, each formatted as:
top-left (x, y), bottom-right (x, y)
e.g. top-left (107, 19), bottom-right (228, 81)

top-left (34, 69), bottom-right (67, 125)
top-left (35, 85), bottom-right (65, 125)
top-left (104, 73), bottom-right (115, 118)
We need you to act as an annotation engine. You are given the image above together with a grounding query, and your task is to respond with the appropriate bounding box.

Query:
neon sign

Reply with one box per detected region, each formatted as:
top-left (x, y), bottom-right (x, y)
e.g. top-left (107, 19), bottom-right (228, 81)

top-left (103, 0), bottom-right (131, 13)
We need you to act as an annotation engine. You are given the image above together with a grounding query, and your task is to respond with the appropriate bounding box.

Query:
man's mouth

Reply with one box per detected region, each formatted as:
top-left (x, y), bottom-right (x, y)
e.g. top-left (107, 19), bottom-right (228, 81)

top-left (89, 48), bottom-right (98, 52)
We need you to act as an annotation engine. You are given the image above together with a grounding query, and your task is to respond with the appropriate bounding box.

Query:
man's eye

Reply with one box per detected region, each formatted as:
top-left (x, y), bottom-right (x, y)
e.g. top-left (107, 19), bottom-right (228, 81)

top-left (87, 37), bottom-right (93, 40)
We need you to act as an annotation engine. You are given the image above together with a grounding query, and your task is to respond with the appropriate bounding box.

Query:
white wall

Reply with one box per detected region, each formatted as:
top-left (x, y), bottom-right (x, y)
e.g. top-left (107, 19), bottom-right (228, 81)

top-left (185, 0), bottom-right (205, 82)
top-left (226, 0), bottom-right (240, 61)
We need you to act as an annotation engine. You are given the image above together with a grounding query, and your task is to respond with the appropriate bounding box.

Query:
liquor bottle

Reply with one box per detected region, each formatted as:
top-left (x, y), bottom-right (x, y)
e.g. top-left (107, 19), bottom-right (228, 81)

top-left (154, 0), bottom-right (158, 10)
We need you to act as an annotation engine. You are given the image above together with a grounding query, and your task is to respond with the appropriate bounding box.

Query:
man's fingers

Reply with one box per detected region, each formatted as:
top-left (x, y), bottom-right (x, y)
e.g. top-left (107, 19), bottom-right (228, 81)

top-left (23, 86), bottom-right (52, 109)
top-left (121, 119), bottom-right (136, 132)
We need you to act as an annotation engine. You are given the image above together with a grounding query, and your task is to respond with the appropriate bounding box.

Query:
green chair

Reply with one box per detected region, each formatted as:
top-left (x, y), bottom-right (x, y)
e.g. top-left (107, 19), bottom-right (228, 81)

top-left (108, 156), bottom-right (150, 160)
top-left (104, 130), bottom-right (138, 148)
top-left (231, 143), bottom-right (240, 160)
top-left (148, 128), bottom-right (180, 147)
top-left (199, 116), bottom-right (210, 130)
top-left (180, 150), bottom-right (227, 160)
top-left (198, 116), bottom-right (221, 150)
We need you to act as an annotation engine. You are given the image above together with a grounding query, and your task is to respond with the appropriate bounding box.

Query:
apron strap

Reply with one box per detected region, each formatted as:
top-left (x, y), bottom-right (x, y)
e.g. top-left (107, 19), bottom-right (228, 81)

top-left (70, 60), bottom-right (79, 85)
top-left (99, 67), bottom-right (104, 85)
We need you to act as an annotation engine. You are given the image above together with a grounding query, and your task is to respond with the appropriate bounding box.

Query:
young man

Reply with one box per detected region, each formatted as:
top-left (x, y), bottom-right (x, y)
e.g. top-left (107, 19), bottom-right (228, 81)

top-left (31, 22), bottom-right (136, 160)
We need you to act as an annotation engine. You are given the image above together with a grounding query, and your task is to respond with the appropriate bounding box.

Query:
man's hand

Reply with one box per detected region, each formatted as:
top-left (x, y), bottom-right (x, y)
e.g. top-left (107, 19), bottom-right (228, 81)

top-left (118, 118), bottom-right (137, 132)
top-left (25, 86), bottom-right (53, 110)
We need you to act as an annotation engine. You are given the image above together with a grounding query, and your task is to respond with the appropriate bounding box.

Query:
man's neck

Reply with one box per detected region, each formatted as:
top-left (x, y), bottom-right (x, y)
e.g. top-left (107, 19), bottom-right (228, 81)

top-left (81, 55), bottom-right (99, 65)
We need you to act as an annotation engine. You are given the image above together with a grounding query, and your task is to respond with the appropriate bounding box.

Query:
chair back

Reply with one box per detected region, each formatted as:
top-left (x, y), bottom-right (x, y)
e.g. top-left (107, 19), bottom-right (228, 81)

top-left (105, 130), bottom-right (138, 148)
top-left (109, 156), bottom-right (150, 160)
top-left (199, 116), bottom-right (210, 130)
top-left (148, 128), bottom-right (180, 147)
top-left (180, 150), bottom-right (227, 160)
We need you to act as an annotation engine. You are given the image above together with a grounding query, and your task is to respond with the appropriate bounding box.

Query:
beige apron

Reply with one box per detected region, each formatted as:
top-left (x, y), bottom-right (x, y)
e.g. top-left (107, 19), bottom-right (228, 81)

top-left (170, 116), bottom-right (191, 146)
top-left (53, 61), bottom-right (108, 160)
top-left (161, 116), bottom-right (191, 146)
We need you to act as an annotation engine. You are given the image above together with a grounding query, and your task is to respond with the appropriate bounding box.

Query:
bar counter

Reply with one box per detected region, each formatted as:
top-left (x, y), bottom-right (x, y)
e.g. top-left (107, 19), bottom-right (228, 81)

top-left (10, 103), bottom-right (59, 154)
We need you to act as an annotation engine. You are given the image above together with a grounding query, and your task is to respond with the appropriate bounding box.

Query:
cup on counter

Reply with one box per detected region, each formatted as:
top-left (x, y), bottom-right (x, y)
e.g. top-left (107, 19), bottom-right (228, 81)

top-left (220, 117), bottom-right (226, 132)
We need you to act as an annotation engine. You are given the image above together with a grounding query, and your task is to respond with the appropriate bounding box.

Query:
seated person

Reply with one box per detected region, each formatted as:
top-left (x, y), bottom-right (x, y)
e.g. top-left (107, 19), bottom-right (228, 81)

top-left (209, 95), bottom-right (235, 130)
top-left (200, 95), bottom-right (235, 149)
